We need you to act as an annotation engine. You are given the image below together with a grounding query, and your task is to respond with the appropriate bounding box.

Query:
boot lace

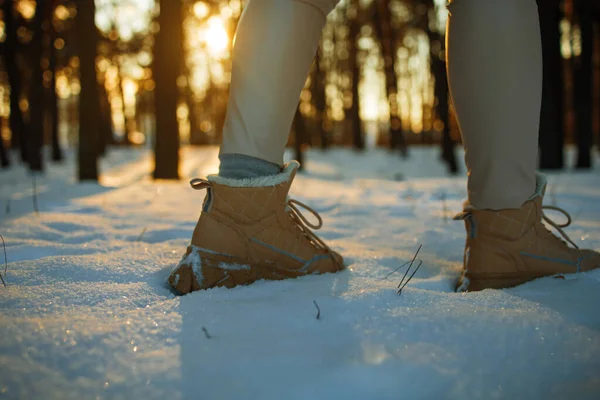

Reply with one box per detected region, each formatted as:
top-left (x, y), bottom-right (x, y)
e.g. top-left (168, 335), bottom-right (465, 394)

top-left (541, 205), bottom-right (579, 249)
top-left (287, 199), bottom-right (334, 254)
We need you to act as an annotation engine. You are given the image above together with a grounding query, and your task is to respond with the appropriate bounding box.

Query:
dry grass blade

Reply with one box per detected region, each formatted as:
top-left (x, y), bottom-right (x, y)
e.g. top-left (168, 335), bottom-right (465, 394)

top-left (0, 234), bottom-right (7, 287)
top-left (136, 227), bottom-right (148, 242)
top-left (396, 244), bottom-right (423, 295)
top-left (202, 326), bottom-right (211, 339)
top-left (32, 175), bottom-right (39, 214)
top-left (383, 259), bottom-right (413, 280)
top-left (397, 260), bottom-right (422, 295)
top-left (441, 192), bottom-right (448, 224)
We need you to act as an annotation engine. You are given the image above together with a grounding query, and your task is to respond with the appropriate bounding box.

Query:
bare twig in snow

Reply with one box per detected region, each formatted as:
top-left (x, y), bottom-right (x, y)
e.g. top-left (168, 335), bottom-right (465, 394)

top-left (441, 191), bottom-right (448, 224)
top-left (397, 259), bottom-right (422, 296)
top-left (202, 326), bottom-right (211, 339)
top-left (136, 227), bottom-right (147, 242)
top-left (0, 234), bottom-right (7, 287)
top-left (383, 259), bottom-right (413, 280)
top-left (397, 244), bottom-right (423, 296)
top-left (32, 175), bottom-right (39, 214)
top-left (313, 300), bottom-right (321, 320)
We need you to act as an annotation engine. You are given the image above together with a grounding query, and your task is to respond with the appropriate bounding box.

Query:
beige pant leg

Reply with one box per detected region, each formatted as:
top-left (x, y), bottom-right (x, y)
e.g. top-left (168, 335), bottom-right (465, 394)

top-left (220, 0), bottom-right (339, 166)
top-left (446, 0), bottom-right (542, 210)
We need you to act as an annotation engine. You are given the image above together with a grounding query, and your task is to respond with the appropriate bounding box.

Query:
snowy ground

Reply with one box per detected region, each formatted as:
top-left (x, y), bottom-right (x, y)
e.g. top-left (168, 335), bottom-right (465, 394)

top-left (1, 146), bottom-right (600, 400)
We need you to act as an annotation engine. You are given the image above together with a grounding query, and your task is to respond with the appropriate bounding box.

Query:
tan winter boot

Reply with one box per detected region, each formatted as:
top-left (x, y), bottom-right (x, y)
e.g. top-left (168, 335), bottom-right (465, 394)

top-left (168, 161), bottom-right (344, 294)
top-left (455, 174), bottom-right (600, 292)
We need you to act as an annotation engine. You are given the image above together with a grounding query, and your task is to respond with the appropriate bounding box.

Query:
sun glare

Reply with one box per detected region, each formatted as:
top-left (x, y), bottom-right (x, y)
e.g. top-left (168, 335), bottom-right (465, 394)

top-left (203, 16), bottom-right (229, 56)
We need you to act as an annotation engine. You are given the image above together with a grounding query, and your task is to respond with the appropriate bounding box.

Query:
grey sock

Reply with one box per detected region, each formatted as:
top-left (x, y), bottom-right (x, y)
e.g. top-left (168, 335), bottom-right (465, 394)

top-left (218, 153), bottom-right (282, 179)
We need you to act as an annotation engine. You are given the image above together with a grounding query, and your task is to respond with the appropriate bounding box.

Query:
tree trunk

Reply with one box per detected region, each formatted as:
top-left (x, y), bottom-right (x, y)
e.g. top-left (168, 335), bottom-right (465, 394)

top-left (597, 15), bottom-right (600, 149)
top-left (312, 50), bottom-right (329, 149)
top-left (422, 0), bottom-right (458, 173)
top-left (96, 83), bottom-right (107, 156)
top-left (293, 105), bottom-right (308, 169)
top-left (347, 1), bottom-right (364, 150)
top-left (27, 0), bottom-right (46, 172)
top-left (76, 0), bottom-right (100, 181)
top-left (538, 0), bottom-right (565, 169)
top-left (573, 0), bottom-right (594, 169)
top-left (434, 56), bottom-right (458, 174)
top-left (187, 96), bottom-right (204, 145)
top-left (3, 0), bottom-right (27, 162)
top-left (115, 62), bottom-right (133, 145)
top-left (0, 125), bottom-right (9, 168)
top-left (373, 0), bottom-right (406, 155)
top-left (49, 3), bottom-right (63, 162)
top-left (182, 41), bottom-right (203, 146)
top-left (98, 81), bottom-right (114, 154)
top-left (153, 0), bottom-right (182, 179)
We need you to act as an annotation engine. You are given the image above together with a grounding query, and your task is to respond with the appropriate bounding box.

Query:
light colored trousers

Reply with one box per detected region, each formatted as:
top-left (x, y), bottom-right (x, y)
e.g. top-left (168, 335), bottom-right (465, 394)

top-left (220, 0), bottom-right (542, 210)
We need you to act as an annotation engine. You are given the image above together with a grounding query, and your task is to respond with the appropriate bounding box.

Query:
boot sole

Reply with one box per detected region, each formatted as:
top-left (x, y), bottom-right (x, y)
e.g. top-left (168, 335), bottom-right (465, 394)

top-left (169, 246), bottom-right (344, 294)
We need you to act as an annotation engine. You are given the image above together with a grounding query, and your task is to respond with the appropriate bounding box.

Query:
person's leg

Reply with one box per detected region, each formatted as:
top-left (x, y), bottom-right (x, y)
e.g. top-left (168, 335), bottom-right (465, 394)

top-left (218, 0), bottom-right (339, 178)
top-left (169, 0), bottom-right (345, 294)
top-left (446, 0), bottom-right (541, 210)
top-left (447, 0), bottom-right (600, 292)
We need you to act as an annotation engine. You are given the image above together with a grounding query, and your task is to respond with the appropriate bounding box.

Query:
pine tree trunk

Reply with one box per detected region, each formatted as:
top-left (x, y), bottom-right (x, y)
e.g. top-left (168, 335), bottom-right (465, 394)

top-left (538, 0), bottom-right (565, 169)
top-left (3, 0), bottom-right (27, 162)
top-left (153, 0), bottom-right (182, 179)
top-left (293, 106), bottom-right (308, 169)
top-left (573, 0), bottom-right (594, 169)
top-left (27, 0), bottom-right (45, 172)
top-left (96, 83), bottom-right (107, 156)
top-left (347, 1), bottom-right (364, 150)
top-left (115, 62), bottom-right (133, 145)
top-left (98, 82), bottom-right (114, 154)
top-left (49, 4), bottom-right (63, 162)
top-left (182, 45), bottom-right (203, 146)
top-left (597, 15), bottom-right (600, 149)
top-left (0, 125), bottom-right (9, 168)
top-left (187, 96), bottom-right (203, 145)
top-left (373, 0), bottom-right (405, 155)
top-left (312, 50), bottom-right (329, 149)
top-left (421, 0), bottom-right (457, 173)
top-left (76, 0), bottom-right (100, 181)
top-left (434, 58), bottom-right (458, 174)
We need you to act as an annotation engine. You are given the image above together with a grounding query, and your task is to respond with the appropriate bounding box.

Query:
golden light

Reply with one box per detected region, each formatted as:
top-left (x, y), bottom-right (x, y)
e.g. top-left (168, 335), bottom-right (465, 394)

top-left (16, 0), bottom-right (35, 20)
top-left (55, 5), bottom-right (70, 21)
top-left (56, 74), bottom-right (71, 99)
top-left (130, 131), bottom-right (145, 145)
top-left (122, 78), bottom-right (139, 118)
top-left (54, 38), bottom-right (65, 50)
top-left (19, 98), bottom-right (29, 113)
top-left (71, 81), bottom-right (81, 96)
top-left (193, 2), bottom-right (209, 19)
top-left (203, 17), bottom-right (229, 55)
top-left (220, 5), bottom-right (233, 19)
top-left (69, 56), bottom-right (80, 68)
top-left (97, 58), bottom-right (110, 72)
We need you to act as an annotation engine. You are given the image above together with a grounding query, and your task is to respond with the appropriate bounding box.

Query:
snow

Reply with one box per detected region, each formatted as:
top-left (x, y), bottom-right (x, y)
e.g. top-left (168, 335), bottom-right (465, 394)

top-left (1, 146), bottom-right (600, 399)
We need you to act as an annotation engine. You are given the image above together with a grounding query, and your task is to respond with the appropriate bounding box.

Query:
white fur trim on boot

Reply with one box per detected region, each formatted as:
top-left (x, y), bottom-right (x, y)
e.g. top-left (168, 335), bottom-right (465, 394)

top-left (207, 161), bottom-right (300, 188)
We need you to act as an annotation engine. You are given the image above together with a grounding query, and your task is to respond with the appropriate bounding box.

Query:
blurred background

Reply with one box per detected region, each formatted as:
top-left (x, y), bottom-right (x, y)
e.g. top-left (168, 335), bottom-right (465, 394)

top-left (0, 0), bottom-right (598, 181)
